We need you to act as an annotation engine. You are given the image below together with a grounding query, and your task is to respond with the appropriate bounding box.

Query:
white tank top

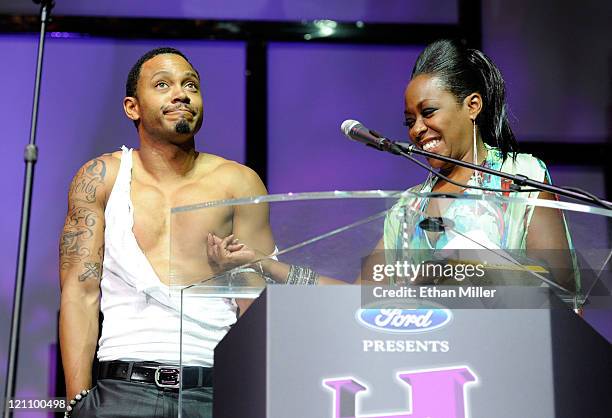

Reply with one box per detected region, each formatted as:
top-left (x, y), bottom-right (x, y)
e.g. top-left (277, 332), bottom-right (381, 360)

top-left (97, 146), bottom-right (237, 366)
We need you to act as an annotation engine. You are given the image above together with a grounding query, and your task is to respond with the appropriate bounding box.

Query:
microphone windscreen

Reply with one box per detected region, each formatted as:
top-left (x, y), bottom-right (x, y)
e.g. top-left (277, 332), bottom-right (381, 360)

top-left (341, 119), bottom-right (361, 136)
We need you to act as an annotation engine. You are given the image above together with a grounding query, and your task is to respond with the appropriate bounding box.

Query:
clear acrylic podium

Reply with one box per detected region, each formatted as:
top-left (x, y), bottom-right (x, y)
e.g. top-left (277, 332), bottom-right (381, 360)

top-left (169, 191), bottom-right (611, 417)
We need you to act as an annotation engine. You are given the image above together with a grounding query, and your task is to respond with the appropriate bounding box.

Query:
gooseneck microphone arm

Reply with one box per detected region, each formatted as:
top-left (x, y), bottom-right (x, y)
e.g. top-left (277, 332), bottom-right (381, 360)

top-left (341, 119), bottom-right (612, 210)
top-left (4, 2), bottom-right (55, 417)
top-left (397, 144), bottom-right (612, 208)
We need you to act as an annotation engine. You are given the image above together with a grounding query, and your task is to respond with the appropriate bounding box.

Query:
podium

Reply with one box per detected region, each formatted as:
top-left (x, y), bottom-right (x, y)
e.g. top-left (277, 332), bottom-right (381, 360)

top-left (169, 191), bottom-right (612, 417)
top-left (214, 286), bottom-right (610, 418)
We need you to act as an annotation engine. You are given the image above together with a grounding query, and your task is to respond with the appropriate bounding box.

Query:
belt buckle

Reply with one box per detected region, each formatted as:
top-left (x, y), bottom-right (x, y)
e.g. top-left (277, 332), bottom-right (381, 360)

top-left (154, 366), bottom-right (180, 389)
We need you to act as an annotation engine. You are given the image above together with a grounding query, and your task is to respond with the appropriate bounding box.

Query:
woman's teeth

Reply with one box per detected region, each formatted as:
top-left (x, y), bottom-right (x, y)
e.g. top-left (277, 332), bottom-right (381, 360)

top-left (422, 139), bottom-right (441, 151)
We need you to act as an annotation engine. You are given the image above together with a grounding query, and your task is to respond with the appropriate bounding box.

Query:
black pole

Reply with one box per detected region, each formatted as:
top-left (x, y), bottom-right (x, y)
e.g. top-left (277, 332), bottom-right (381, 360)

top-left (458, 0), bottom-right (482, 49)
top-left (3, 1), bottom-right (54, 416)
top-left (245, 39), bottom-right (268, 185)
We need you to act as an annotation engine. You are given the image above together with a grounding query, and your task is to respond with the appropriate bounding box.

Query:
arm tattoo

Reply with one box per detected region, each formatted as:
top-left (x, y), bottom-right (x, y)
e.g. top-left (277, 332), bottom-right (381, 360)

top-left (60, 158), bottom-right (107, 279)
top-left (59, 206), bottom-right (99, 270)
top-left (70, 158), bottom-right (107, 203)
top-left (79, 262), bottom-right (101, 282)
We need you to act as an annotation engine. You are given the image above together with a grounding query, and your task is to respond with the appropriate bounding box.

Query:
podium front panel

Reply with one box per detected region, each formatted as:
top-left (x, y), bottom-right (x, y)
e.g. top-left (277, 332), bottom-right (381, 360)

top-left (215, 286), bottom-right (611, 418)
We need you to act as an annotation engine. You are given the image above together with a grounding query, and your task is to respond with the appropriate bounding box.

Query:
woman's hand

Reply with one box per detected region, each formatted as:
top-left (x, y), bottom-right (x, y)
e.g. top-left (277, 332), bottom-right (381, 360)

top-left (206, 233), bottom-right (259, 273)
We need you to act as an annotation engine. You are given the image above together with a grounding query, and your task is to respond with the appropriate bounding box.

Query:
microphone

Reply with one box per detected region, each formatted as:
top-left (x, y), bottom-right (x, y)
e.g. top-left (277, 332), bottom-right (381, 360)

top-left (341, 121), bottom-right (612, 209)
top-left (341, 120), bottom-right (402, 154)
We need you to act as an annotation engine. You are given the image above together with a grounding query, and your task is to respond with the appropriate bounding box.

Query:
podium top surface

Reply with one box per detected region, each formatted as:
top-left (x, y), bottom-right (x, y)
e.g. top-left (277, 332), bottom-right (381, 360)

top-left (171, 190), bottom-right (612, 217)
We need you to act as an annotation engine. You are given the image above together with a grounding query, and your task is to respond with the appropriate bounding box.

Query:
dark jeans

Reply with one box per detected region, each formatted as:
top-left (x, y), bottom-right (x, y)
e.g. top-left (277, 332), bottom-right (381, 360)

top-left (71, 379), bottom-right (212, 418)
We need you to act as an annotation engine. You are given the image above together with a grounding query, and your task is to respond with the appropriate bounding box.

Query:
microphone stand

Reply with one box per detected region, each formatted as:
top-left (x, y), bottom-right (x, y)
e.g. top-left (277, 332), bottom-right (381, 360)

top-left (389, 142), bottom-right (612, 209)
top-left (4, 1), bottom-right (55, 416)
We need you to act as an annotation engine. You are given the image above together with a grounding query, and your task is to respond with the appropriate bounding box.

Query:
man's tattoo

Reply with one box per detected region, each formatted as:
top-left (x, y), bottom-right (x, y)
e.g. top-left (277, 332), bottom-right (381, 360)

top-left (70, 158), bottom-right (107, 203)
top-left (59, 205), bottom-right (98, 270)
top-left (79, 262), bottom-right (101, 281)
top-left (60, 158), bottom-right (108, 279)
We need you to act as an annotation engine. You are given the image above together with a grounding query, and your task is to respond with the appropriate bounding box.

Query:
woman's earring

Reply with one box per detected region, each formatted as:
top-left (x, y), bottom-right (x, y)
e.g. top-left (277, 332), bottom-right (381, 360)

top-left (472, 118), bottom-right (477, 165)
top-left (470, 118), bottom-right (483, 185)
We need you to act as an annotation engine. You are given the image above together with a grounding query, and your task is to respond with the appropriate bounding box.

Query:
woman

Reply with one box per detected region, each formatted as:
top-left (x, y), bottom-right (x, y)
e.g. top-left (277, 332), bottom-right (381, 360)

top-left (209, 40), bottom-right (578, 294)
top-left (383, 39), bottom-right (577, 292)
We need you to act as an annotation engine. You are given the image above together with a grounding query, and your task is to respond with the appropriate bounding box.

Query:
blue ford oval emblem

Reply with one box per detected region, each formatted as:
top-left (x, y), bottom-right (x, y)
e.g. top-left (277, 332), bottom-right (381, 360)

top-left (356, 308), bottom-right (452, 333)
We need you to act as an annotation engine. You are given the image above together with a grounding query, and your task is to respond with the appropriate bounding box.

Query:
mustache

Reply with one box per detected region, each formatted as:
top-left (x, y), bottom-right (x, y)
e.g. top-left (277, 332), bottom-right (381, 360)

top-left (163, 104), bottom-right (195, 114)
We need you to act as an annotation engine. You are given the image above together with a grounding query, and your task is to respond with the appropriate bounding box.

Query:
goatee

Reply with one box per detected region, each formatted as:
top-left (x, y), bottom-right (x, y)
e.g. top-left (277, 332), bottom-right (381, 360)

top-left (175, 119), bottom-right (191, 134)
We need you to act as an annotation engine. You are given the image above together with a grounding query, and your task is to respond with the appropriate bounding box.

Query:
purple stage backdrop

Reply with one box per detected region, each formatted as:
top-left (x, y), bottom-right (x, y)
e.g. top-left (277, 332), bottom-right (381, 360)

top-left (482, 0), bottom-right (611, 141)
top-left (0, 0), bottom-right (610, 415)
top-left (268, 43), bottom-right (426, 193)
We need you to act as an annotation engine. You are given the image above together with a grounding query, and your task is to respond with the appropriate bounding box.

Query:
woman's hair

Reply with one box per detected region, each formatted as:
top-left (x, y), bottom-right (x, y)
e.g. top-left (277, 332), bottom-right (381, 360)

top-left (412, 39), bottom-right (519, 161)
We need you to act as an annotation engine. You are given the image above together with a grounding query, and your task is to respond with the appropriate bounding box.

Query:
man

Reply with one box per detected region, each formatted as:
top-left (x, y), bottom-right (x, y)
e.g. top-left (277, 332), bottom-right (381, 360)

top-left (59, 47), bottom-right (274, 417)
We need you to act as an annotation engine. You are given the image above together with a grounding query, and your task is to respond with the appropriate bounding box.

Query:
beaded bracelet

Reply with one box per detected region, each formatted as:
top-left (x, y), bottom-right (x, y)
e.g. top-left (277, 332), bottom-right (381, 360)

top-left (64, 389), bottom-right (90, 417)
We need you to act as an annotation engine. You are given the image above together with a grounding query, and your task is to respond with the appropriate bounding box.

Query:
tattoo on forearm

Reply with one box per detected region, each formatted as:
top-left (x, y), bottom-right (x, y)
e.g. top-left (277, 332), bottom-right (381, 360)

top-left (79, 262), bottom-right (101, 281)
top-left (70, 158), bottom-right (107, 203)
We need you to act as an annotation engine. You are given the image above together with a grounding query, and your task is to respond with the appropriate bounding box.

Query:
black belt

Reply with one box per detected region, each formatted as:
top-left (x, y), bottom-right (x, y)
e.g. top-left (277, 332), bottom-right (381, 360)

top-left (98, 361), bottom-right (213, 389)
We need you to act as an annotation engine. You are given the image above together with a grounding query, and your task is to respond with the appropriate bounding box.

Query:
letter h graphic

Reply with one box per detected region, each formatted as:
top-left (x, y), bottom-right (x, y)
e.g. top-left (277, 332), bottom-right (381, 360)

top-left (323, 366), bottom-right (476, 418)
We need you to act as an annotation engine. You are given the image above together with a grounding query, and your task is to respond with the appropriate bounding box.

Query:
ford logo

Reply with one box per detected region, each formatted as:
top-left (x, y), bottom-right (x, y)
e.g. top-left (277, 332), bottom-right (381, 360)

top-left (356, 308), bottom-right (452, 333)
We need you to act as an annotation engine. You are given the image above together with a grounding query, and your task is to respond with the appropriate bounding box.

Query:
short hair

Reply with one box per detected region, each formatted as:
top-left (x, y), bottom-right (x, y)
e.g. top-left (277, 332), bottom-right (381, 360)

top-left (412, 39), bottom-right (519, 161)
top-left (125, 47), bottom-right (199, 98)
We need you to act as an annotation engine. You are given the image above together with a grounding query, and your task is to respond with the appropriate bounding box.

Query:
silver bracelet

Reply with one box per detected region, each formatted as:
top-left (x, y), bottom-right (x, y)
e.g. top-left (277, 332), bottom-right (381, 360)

top-left (65, 389), bottom-right (90, 417)
top-left (286, 265), bottom-right (319, 285)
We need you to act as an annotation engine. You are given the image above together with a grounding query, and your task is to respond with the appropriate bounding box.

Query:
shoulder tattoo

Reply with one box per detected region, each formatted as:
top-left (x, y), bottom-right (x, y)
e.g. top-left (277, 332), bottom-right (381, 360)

top-left (70, 158), bottom-right (107, 203)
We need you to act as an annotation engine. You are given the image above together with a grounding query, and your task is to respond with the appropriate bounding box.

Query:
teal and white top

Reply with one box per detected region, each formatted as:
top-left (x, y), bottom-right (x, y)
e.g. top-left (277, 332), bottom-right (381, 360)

top-left (383, 144), bottom-right (578, 291)
top-left (385, 144), bottom-right (548, 250)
